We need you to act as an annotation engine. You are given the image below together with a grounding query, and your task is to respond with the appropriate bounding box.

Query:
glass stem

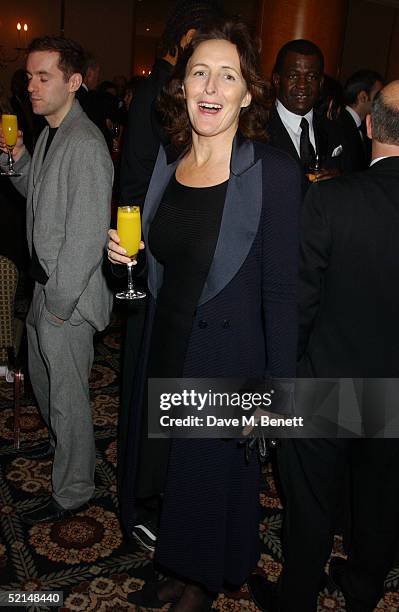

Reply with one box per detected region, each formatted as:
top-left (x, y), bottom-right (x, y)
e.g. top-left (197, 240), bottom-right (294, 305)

top-left (127, 262), bottom-right (134, 293)
top-left (7, 148), bottom-right (14, 173)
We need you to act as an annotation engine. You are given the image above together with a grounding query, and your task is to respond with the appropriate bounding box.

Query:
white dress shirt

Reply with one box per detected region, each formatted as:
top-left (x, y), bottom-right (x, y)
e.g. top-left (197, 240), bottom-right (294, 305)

top-left (276, 100), bottom-right (316, 156)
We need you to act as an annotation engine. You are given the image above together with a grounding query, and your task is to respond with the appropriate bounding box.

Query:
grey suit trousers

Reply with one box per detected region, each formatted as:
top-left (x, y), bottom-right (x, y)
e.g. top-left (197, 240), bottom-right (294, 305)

top-left (26, 283), bottom-right (96, 509)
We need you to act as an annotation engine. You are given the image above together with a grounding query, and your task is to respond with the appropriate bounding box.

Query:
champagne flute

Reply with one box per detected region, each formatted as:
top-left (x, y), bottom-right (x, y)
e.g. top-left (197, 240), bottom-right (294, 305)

top-left (305, 153), bottom-right (321, 183)
top-left (1, 114), bottom-right (22, 177)
top-left (115, 205), bottom-right (146, 300)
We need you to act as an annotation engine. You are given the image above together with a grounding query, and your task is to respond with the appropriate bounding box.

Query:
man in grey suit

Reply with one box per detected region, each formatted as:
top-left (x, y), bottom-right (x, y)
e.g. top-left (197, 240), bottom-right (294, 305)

top-left (0, 36), bottom-right (113, 524)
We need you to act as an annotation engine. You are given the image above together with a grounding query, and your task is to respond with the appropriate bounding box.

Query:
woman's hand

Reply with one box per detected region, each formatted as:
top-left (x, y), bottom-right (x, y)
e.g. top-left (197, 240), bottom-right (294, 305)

top-left (107, 229), bottom-right (145, 265)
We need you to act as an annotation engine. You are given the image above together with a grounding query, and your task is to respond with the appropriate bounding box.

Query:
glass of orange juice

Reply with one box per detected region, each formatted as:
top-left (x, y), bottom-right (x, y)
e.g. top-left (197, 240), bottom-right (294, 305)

top-left (1, 114), bottom-right (21, 177)
top-left (115, 205), bottom-right (146, 300)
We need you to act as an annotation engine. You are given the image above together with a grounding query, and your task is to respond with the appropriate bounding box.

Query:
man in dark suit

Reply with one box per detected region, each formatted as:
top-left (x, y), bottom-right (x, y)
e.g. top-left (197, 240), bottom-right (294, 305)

top-left (120, 0), bottom-right (222, 202)
top-left (75, 54), bottom-right (99, 113)
top-left (267, 39), bottom-right (343, 189)
top-left (76, 54), bottom-right (119, 149)
top-left (339, 69), bottom-right (383, 172)
top-left (248, 82), bottom-right (399, 611)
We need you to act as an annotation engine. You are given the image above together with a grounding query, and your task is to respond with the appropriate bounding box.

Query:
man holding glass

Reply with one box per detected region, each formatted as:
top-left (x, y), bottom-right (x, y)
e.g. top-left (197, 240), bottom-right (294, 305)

top-left (0, 36), bottom-right (113, 525)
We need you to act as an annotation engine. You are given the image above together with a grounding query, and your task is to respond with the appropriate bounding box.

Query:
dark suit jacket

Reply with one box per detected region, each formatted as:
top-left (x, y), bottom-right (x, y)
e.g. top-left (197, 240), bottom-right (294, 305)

top-left (75, 85), bottom-right (89, 110)
top-left (115, 61), bottom-right (174, 483)
top-left (76, 88), bottom-right (119, 149)
top-left (266, 107), bottom-right (343, 176)
top-left (143, 135), bottom-right (300, 361)
top-left (120, 58), bottom-right (173, 204)
top-left (298, 156), bottom-right (399, 377)
top-left (338, 108), bottom-right (368, 173)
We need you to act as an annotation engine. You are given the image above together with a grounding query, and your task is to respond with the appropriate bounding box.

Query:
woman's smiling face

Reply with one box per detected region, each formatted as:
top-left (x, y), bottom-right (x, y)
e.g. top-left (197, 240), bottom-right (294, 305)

top-left (183, 38), bottom-right (251, 140)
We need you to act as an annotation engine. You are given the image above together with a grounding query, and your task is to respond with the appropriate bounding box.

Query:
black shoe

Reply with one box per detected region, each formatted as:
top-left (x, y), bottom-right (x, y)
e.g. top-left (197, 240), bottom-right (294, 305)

top-left (21, 441), bottom-right (55, 460)
top-left (247, 574), bottom-right (280, 612)
top-left (127, 578), bottom-right (184, 607)
top-left (328, 556), bottom-right (347, 588)
top-left (328, 557), bottom-right (361, 612)
top-left (169, 584), bottom-right (215, 611)
top-left (20, 498), bottom-right (87, 526)
top-left (132, 519), bottom-right (157, 551)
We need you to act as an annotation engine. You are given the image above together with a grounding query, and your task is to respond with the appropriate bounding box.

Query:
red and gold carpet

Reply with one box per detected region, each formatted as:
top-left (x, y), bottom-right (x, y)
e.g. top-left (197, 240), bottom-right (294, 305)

top-left (0, 311), bottom-right (398, 611)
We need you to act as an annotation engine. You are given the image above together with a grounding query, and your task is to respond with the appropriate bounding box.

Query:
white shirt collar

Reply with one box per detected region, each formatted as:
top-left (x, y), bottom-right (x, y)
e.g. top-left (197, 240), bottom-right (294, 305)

top-left (370, 156), bottom-right (389, 166)
top-left (276, 99), bottom-right (314, 133)
top-left (345, 105), bottom-right (362, 129)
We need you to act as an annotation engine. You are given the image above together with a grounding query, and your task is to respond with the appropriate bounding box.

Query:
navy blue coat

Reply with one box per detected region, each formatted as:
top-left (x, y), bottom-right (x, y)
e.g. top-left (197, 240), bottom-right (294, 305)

top-left (120, 134), bottom-right (301, 591)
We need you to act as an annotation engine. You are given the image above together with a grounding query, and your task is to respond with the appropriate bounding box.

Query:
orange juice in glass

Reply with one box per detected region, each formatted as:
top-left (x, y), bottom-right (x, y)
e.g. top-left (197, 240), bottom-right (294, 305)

top-left (2, 114), bottom-right (18, 147)
top-left (115, 205), bottom-right (146, 300)
top-left (117, 205), bottom-right (141, 259)
top-left (1, 114), bottom-right (21, 177)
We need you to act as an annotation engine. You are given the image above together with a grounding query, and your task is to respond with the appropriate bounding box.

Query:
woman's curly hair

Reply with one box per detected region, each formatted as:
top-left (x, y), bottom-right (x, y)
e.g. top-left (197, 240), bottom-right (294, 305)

top-left (158, 18), bottom-right (269, 151)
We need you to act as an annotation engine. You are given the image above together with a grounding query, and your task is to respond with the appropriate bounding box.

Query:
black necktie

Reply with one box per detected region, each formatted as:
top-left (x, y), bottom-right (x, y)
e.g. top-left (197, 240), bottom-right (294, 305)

top-left (300, 117), bottom-right (316, 167)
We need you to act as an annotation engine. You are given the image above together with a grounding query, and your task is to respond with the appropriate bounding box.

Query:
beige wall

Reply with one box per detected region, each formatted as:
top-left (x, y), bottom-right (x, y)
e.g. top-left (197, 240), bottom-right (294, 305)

top-left (134, 35), bottom-right (158, 75)
top-left (0, 0), bottom-right (135, 94)
top-left (0, 0), bottom-right (259, 94)
top-left (0, 0), bottom-right (58, 92)
top-left (64, 0), bottom-right (135, 81)
top-left (2, 0), bottom-right (399, 97)
top-left (341, 0), bottom-right (398, 82)
top-left (386, 11), bottom-right (399, 81)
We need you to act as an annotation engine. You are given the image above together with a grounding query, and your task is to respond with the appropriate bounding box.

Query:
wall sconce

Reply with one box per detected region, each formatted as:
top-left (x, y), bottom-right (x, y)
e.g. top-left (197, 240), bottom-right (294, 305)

top-left (16, 22), bottom-right (29, 48)
top-left (0, 21), bottom-right (29, 69)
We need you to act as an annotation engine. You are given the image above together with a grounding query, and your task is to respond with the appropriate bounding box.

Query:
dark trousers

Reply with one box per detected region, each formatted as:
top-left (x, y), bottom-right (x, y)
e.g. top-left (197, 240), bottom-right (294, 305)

top-left (277, 438), bottom-right (399, 612)
top-left (117, 298), bottom-right (170, 506)
top-left (117, 300), bottom-right (147, 489)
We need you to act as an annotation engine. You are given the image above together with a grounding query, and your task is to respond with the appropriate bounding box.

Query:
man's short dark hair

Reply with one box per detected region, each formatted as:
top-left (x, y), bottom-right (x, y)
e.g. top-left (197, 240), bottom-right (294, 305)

top-left (82, 53), bottom-right (99, 78)
top-left (274, 39), bottom-right (324, 75)
top-left (159, 0), bottom-right (224, 57)
top-left (372, 91), bottom-right (399, 145)
top-left (27, 36), bottom-right (85, 81)
top-left (344, 70), bottom-right (383, 105)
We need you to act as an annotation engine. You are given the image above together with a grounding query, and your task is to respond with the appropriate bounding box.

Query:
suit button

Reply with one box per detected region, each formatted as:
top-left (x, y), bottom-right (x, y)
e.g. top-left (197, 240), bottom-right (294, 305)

top-left (198, 320), bottom-right (208, 329)
top-left (222, 319), bottom-right (230, 328)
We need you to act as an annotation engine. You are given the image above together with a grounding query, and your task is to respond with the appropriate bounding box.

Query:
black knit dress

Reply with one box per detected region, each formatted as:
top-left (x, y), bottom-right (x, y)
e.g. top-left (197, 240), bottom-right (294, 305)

top-left (134, 174), bottom-right (227, 498)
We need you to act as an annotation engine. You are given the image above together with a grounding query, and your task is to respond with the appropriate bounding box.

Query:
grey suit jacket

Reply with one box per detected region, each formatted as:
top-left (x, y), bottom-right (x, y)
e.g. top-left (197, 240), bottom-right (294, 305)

top-left (4, 100), bottom-right (113, 331)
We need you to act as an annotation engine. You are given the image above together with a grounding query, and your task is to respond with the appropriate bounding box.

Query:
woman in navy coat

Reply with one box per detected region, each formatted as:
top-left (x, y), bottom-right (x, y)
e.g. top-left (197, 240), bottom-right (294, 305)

top-left (108, 18), bottom-right (301, 611)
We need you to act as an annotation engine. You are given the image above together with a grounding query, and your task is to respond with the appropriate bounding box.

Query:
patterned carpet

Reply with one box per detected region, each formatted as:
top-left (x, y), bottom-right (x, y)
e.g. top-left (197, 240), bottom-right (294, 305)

top-left (0, 309), bottom-right (398, 612)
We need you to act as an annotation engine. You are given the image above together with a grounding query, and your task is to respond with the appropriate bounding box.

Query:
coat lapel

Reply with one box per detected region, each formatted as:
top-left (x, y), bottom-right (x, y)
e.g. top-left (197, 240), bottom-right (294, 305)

top-left (198, 136), bottom-right (262, 305)
top-left (143, 134), bottom-right (262, 305)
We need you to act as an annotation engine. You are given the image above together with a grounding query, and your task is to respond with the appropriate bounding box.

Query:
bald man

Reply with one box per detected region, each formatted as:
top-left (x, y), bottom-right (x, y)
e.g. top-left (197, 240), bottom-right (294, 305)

top-left (249, 82), bottom-right (399, 612)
